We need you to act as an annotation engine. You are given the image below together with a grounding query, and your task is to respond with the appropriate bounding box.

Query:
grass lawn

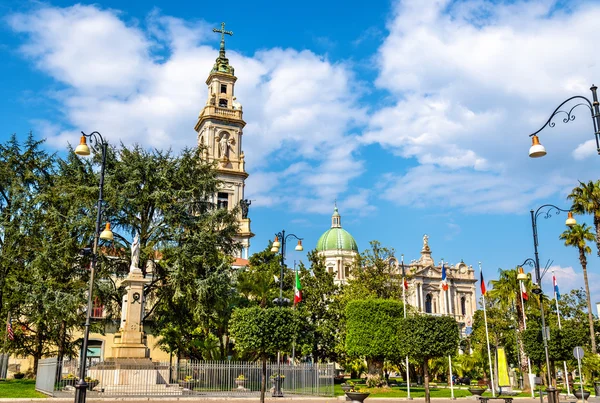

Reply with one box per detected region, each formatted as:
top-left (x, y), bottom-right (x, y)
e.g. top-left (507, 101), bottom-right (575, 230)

top-left (334, 380), bottom-right (535, 398)
top-left (0, 379), bottom-right (47, 398)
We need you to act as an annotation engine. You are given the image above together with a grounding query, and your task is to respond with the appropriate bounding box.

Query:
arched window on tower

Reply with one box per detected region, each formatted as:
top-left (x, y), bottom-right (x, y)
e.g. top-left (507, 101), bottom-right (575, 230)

top-left (425, 294), bottom-right (432, 313)
top-left (219, 98), bottom-right (228, 108)
top-left (344, 266), bottom-right (350, 279)
top-left (461, 296), bottom-right (466, 316)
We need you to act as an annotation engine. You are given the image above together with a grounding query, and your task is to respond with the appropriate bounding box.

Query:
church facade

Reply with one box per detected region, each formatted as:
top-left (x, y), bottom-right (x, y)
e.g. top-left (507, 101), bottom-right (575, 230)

top-left (315, 208), bottom-right (477, 333)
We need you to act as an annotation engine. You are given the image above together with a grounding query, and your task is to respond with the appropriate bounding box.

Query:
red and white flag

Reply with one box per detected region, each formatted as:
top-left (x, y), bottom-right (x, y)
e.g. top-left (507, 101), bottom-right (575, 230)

top-left (293, 270), bottom-right (302, 305)
top-left (6, 317), bottom-right (14, 341)
top-left (520, 280), bottom-right (528, 301)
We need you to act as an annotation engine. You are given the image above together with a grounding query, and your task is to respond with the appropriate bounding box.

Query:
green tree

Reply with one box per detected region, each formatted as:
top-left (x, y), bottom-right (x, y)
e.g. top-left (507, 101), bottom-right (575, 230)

top-left (237, 245), bottom-right (281, 308)
top-left (568, 180), bottom-right (600, 256)
top-left (398, 315), bottom-right (459, 403)
top-left (295, 251), bottom-right (341, 362)
top-left (101, 145), bottom-right (240, 360)
top-left (344, 241), bottom-right (402, 300)
top-left (229, 307), bottom-right (301, 403)
top-left (345, 299), bottom-right (403, 376)
top-left (559, 223), bottom-right (597, 354)
top-left (523, 324), bottom-right (587, 382)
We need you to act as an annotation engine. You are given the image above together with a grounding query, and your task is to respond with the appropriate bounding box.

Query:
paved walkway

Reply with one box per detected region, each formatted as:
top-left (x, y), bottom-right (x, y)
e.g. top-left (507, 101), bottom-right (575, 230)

top-left (2, 397), bottom-right (599, 403)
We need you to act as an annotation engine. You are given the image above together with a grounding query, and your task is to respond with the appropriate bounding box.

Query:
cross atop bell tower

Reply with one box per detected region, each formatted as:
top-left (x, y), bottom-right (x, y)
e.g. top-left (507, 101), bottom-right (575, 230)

top-left (194, 21), bottom-right (253, 260)
top-left (211, 22), bottom-right (234, 76)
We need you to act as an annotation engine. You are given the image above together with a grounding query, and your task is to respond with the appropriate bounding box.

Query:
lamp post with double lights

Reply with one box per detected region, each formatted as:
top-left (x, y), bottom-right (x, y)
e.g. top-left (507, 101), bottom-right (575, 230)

top-left (74, 131), bottom-right (114, 403)
top-left (528, 84), bottom-right (600, 158)
top-left (529, 204), bottom-right (576, 403)
top-left (270, 230), bottom-right (303, 397)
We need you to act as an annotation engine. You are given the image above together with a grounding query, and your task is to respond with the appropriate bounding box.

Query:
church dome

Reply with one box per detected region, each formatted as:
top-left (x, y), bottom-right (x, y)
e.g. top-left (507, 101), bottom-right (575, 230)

top-left (316, 207), bottom-right (358, 252)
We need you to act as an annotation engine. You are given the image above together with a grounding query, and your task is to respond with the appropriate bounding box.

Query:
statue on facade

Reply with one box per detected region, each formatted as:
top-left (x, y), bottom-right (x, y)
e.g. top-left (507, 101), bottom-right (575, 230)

top-left (218, 134), bottom-right (230, 159)
top-left (240, 199), bottom-right (251, 219)
top-left (423, 234), bottom-right (429, 248)
top-left (130, 234), bottom-right (140, 272)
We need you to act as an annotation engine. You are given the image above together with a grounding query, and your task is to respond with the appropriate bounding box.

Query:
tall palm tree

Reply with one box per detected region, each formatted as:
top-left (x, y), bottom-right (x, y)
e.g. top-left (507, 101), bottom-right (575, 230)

top-left (568, 180), bottom-right (600, 257)
top-left (489, 268), bottom-right (534, 392)
top-left (560, 223), bottom-right (597, 354)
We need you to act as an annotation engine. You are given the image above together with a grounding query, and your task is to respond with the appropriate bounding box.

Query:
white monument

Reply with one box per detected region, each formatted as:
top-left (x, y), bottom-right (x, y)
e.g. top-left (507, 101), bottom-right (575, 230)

top-left (88, 235), bottom-right (175, 394)
top-left (110, 235), bottom-right (150, 359)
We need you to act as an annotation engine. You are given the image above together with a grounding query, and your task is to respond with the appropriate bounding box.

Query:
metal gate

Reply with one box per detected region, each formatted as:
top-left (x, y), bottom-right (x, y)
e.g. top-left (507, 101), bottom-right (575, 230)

top-left (49, 359), bottom-right (334, 398)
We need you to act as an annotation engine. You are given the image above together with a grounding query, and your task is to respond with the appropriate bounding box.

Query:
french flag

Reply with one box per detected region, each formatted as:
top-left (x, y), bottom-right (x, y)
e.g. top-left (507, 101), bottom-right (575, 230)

top-left (553, 275), bottom-right (560, 301)
top-left (441, 262), bottom-right (448, 291)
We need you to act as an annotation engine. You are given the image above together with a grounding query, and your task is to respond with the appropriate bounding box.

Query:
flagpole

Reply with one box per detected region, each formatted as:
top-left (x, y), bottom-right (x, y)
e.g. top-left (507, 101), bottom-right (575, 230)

top-left (443, 258), bottom-right (455, 400)
top-left (401, 255), bottom-right (412, 400)
top-left (553, 270), bottom-right (570, 397)
top-left (480, 262), bottom-right (496, 397)
top-left (291, 261), bottom-right (297, 363)
top-left (449, 354), bottom-right (455, 400)
top-left (519, 277), bottom-right (534, 398)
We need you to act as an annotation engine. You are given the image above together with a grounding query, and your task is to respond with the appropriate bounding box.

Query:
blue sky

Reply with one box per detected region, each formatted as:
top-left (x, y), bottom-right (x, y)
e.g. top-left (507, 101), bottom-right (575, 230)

top-left (1, 0), bottom-right (600, 310)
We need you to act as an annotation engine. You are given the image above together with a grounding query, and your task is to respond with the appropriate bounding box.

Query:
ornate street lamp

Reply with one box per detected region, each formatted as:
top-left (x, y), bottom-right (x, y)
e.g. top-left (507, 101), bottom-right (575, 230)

top-left (529, 204), bottom-right (576, 403)
top-left (270, 230), bottom-right (303, 397)
top-left (74, 131), bottom-right (113, 403)
top-left (528, 84), bottom-right (600, 158)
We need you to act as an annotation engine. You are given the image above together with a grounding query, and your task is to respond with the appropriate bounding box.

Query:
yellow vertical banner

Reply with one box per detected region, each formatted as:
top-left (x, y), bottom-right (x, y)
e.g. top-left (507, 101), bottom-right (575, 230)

top-left (497, 347), bottom-right (510, 386)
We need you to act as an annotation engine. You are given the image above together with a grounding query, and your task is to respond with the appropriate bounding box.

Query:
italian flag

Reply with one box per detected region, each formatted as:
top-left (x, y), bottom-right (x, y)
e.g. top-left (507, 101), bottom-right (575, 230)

top-left (294, 270), bottom-right (302, 305)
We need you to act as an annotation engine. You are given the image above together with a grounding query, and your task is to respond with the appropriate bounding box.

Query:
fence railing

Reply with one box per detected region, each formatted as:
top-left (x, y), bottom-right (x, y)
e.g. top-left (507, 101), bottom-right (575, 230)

top-left (43, 359), bottom-right (334, 397)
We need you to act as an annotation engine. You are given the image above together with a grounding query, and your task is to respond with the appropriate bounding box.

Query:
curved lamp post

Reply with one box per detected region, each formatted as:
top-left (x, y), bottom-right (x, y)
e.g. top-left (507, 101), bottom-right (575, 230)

top-left (74, 131), bottom-right (113, 403)
top-left (270, 230), bottom-right (303, 398)
top-left (530, 204), bottom-right (576, 403)
top-left (528, 84), bottom-right (600, 158)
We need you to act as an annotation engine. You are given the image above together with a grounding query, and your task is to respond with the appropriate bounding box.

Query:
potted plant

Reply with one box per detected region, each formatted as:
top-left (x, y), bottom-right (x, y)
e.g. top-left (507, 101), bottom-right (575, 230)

top-left (468, 386), bottom-right (487, 396)
top-left (341, 383), bottom-right (353, 393)
top-left (345, 383), bottom-right (370, 403)
top-left (235, 374), bottom-right (247, 390)
top-left (13, 372), bottom-right (25, 380)
top-left (85, 377), bottom-right (99, 390)
top-left (574, 388), bottom-right (590, 400)
top-left (62, 373), bottom-right (78, 386)
top-left (179, 375), bottom-right (198, 390)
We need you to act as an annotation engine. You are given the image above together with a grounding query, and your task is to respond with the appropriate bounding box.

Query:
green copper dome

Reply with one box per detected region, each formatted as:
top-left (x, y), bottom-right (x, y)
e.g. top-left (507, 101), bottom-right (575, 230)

top-left (316, 207), bottom-right (358, 252)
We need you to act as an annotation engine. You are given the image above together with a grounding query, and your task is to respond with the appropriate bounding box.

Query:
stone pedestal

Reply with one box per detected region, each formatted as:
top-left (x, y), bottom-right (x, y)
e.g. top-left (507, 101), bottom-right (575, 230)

top-left (111, 268), bottom-right (150, 359)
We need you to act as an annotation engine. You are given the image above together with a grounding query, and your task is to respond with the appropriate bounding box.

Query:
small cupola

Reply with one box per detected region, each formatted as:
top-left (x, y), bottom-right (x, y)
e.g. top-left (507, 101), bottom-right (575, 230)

top-left (331, 206), bottom-right (341, 228)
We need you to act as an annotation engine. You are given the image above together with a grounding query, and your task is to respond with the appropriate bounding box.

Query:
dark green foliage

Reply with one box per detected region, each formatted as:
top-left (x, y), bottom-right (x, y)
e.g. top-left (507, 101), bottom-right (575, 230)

top-left (398, 314), bottom-right (459, 403)
top-left (296, 251), bottom-right (341, 362)
top-left (523, 324), bottom-right (588, 363)
top-left (229, 306), bottom-right (303, 403)
top-left (345, 241), bottom-right (403, 300)
top-left (229, 306), bottom-right (300, 358)
top-left (345, 299), bottom-right (403, 362)
top-left (398, 315), bottom-right (459, 359)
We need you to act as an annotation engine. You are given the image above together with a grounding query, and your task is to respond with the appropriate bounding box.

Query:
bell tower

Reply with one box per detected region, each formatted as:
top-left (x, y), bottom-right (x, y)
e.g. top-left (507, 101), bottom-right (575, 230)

top-left (194, 22), bottom-right (253, 259)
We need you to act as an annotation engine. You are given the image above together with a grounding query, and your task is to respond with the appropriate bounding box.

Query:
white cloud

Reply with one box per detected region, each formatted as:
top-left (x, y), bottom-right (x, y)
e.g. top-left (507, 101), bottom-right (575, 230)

top-left (7, 5), bottom-right (368, 214)
top-left (364, 0), bottom-right (600, 212)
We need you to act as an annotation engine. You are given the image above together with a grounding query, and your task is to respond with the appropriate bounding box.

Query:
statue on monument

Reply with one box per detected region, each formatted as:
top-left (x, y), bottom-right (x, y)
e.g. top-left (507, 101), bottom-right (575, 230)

top-left (130, 234), bottom-right (140, 272)
top-left (423, 234), bottom-right (429, 247)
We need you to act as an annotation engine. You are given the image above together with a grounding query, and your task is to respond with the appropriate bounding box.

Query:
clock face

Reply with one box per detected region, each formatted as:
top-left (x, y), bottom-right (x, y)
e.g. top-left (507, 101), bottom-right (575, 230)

top-left (459, 264), bottom-right (467, 274)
